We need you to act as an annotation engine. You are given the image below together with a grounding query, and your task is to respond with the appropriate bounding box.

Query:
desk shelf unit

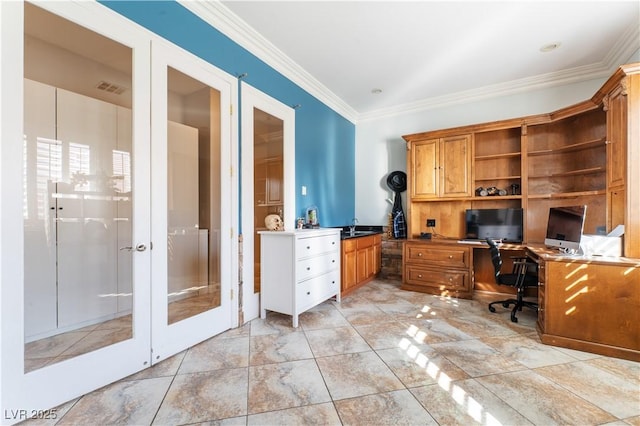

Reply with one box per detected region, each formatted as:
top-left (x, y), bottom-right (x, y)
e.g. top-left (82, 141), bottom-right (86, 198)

top-left (402, 65), bottom-right (639, 256)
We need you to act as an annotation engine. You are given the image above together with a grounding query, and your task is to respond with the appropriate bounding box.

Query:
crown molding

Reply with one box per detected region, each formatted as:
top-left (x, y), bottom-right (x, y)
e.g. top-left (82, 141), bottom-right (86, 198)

top-left (178, 0), bottom-right (358, 123)
top-left (180, 0), bottom-right (638, 125)
top-left (359, 21), bottom-right (640, 123)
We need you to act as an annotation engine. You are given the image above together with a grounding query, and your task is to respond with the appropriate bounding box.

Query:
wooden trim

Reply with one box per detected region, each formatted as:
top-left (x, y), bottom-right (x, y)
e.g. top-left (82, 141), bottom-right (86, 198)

top-left (539, 331), bottom-right (640, 362)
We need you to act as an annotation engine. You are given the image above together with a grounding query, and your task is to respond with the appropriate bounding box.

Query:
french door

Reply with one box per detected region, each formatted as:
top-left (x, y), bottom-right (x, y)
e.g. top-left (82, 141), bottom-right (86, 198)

top-left (149, 40), bottom-right (237, 362)
top-left (1, 1), bottom-right (236, 419)
top-left (240, 83), bottom-right (296, 322)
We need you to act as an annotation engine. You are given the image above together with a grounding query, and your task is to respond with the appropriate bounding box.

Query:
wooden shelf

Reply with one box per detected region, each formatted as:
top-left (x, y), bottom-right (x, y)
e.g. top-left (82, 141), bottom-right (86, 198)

top-left (528, 137), bottom-right (606, 157)
top-left (529, 167), bottom-right (605, 179)
top-left (475, 175), bottom-right (521, 182)
top-left (527, 189), bottom-right (606, 199)
top-left (475, 152), bottom-right (521, 161)
top-left (472, 195), bottom-right (521, 201)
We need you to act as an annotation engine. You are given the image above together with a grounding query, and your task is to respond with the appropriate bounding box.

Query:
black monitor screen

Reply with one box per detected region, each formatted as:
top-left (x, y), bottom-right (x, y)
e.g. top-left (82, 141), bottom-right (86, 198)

top-left (545, 205), bottom-right (586, 249)
top-left (465, 208), bottom-right (523, 242)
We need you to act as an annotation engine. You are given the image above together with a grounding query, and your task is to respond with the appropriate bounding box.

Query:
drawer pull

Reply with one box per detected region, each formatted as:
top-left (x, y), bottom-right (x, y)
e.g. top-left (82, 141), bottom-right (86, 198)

top-left (307, 291), bottom-right (310, 295)
top-left (418, 274), bottom-right (422, 278)
top-left (307, 246), bottom-right (311, 250)
top-left (307, 267), bottom-right (311, 271)
top-left (332, 260), bottom-right (335, 263)
top-left (418, 252), bottom-right (423, 257)
top-left (448, 255), bottom-right (453, 259)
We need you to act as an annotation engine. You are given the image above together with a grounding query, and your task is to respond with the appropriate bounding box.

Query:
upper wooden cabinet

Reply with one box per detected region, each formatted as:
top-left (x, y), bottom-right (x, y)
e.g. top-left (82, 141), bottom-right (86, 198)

top-left (407, 134), bottom-right (472, 199)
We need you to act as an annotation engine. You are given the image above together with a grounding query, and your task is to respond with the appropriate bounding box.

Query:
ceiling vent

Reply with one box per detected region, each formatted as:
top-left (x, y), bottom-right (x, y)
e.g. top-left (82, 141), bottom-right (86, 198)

top-left (96, 80), bottom-right (126, 95)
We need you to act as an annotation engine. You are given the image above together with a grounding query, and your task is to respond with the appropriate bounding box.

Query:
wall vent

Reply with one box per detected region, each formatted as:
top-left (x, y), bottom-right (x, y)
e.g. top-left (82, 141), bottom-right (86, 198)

top-left (96, 81), bottom-right (126, 95)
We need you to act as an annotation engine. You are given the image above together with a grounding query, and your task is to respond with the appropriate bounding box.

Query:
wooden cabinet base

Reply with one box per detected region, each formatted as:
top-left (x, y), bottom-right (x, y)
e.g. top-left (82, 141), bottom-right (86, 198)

top-left (402, 240), bottom-right (473, 299)
top-left (341, 234), bottom-right (382, 297)
top-left (538, 330), bottom-right (640, 362)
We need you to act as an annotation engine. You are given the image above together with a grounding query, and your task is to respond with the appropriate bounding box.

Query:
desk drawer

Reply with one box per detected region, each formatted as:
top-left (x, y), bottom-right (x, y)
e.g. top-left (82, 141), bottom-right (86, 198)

top-left (404, 265), bottom-right (470, 292)
top-left (405, 244), bottom-right (469, 268)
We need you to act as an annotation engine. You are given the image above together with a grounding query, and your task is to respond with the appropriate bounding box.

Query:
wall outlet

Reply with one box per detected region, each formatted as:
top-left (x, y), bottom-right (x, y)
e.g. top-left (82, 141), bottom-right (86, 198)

top-left (427, 219), bottom-right (436, 227)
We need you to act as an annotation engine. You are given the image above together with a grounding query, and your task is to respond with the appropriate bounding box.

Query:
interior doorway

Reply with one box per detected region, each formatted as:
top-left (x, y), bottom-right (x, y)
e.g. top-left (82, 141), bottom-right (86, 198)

top-left (240, 83), bottom-right (295, 322)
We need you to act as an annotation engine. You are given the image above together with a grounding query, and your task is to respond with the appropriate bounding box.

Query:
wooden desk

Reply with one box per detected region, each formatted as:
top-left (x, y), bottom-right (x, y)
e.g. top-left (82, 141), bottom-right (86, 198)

top-left (527, 245), bottom-right (640, 362)
top-left (402, 239), bottom-right (640, 361)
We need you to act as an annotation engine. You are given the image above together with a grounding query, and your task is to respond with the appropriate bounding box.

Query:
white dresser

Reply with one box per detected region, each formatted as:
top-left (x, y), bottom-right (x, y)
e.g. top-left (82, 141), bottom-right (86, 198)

top-left (259, 228), bottom-right (341, 327)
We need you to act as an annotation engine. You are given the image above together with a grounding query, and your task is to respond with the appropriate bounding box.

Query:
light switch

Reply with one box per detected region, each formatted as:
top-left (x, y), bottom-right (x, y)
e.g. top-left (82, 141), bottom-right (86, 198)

top-left (301, 186), bottom-right (307, 196)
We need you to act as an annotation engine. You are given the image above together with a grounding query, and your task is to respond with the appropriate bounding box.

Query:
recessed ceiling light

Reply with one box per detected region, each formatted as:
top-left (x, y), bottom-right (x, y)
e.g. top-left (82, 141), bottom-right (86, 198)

top-left (540, 42), bottom-right (561, 52)
top-left (371, 88), bottom-right (382, 94)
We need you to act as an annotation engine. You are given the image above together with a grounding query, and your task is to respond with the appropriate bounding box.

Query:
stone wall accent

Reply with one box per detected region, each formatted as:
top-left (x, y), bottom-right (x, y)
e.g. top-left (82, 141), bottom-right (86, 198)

top-left (380, 227), bottom-right (403, 281)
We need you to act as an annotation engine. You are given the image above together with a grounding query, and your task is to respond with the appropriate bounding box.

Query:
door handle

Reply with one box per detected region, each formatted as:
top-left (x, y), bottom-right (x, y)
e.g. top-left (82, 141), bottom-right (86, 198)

top-left (119, 244), bottom-right (147, 252)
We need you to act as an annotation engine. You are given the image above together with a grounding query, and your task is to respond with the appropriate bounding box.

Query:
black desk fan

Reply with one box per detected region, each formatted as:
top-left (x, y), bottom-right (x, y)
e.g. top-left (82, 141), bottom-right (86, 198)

top-left (387, 171), bottom-right (407, 239)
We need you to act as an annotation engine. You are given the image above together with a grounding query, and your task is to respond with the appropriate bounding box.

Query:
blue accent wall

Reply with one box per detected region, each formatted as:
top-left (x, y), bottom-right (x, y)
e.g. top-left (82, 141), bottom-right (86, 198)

top-left (101, 1), bottom-right (355, 227)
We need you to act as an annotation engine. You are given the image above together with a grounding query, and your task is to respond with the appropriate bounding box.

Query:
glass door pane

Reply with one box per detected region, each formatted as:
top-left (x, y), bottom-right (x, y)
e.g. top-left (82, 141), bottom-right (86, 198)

top-left (253, 109), bottom-right (284, 294)
top-left (166, 67), bottom-right (221, 324)
top-left (23, 3), bottom-right (134, 372)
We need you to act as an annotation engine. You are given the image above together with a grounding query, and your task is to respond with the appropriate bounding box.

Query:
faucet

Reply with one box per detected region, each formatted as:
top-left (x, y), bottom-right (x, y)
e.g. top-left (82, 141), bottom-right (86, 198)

top-left (349, 218), bottom-right (359, 236)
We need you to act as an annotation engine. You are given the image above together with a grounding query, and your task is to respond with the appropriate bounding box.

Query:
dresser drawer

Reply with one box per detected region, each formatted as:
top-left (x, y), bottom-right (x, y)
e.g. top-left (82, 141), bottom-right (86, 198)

top-left (296, 270), bottom-right (340, 311)
top-left (297, 252), bottom-right (339, 281)
top-left (404, 265), bottom-right (469, 292)
top-left (405, 244), bottom-right (469, 268)
top-left (296, 234), bottom-right (340, 259)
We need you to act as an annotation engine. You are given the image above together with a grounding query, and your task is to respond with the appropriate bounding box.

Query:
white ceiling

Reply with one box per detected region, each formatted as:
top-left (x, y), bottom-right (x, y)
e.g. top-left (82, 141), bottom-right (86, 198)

top-left (184, 1), bottom-right (640, 122)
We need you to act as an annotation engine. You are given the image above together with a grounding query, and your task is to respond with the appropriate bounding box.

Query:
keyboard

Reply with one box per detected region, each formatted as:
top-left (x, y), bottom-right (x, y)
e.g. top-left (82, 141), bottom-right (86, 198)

top-left (457, 239), bottom-right (485, 245)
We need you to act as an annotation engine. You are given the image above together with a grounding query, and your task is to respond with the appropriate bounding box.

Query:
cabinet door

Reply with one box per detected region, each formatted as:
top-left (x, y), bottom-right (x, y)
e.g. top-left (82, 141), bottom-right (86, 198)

top-left (410, 139), bottom-right (439, 199)
top-left (608, 188), bottom-right (625, 231)
top-left (606, 83), bottom-right (627, 189)
top-left (440, 134), bottom-right (472, 197)
top-left (342, 249), bottom-right (357, 291)
top-left (266, 159), bottom-right (283, 205)
top-left (356, 249), bottom-right (368, 283)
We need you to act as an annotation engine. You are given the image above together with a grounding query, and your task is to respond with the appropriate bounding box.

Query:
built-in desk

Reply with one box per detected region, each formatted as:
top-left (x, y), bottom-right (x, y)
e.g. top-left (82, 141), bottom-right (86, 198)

top-left (402, 239), bottom-right (640, 361)
top-left (526, 245), bottom-right (640, 362)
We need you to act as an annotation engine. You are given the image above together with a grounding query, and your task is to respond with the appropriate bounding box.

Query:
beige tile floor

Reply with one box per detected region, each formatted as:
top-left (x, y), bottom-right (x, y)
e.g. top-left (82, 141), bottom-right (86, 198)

top-left (24, 286), bottom-right (221, 373)
top-left (23, 279), bottom-right (640, 426)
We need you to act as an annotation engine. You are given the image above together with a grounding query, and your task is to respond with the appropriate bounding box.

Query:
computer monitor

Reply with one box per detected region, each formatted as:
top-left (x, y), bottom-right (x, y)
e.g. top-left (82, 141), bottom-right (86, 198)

top-left (544, 205), bottom-right (587, 253)
top-left (464, 208), bottom-right (523, 242)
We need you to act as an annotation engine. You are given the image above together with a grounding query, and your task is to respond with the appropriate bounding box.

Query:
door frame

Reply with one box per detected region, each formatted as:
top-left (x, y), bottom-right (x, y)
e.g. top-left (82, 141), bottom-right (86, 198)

top-left (240, 82), bottom-right (295, 323)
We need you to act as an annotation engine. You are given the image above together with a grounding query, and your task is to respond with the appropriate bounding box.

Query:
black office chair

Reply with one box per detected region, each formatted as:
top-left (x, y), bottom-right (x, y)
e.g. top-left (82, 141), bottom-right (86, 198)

top-left (486, 238), bottom-right (538, 323)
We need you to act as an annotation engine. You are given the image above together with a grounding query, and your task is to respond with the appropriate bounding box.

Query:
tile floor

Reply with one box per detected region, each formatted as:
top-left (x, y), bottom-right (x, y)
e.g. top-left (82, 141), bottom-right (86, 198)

top-left (23, 279), bottom-right (640, 426)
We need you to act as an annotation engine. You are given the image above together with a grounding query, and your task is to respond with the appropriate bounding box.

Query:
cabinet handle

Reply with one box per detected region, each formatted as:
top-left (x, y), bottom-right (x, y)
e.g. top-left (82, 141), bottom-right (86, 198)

top-left (307, 291), bottom-right (310, 295)
top-left (307, 267), bottom-right (311, 271)
top-left (418, 274), bottom-right (422, 278)
top-left (418, 252), bottom-right (423, 257)
top-left (332, 260), bottom-right (335, 263)
top-left (307, 246), bottom-right (311, 250)
top-left (448, 255), bottom-right (453, 259)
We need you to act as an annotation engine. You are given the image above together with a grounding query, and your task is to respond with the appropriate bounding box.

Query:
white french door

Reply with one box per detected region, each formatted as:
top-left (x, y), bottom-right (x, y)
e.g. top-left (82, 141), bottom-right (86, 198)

top-left (149, 40), bottom-right (237, 363)
top-left (2, 1), bottom-right (152, 417)
top-left (240, 83), bottom-right (296, 322)
top-left (1, 1), bottom-right (237, 419)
